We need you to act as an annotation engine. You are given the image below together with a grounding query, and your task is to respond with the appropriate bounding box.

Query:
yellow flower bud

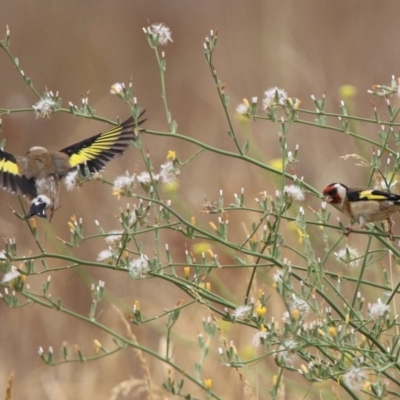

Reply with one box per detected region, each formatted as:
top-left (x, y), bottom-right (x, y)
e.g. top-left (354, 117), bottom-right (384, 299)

top-left (184, 266), bottom-right (190, 278)
top-left (204, 378), bottom-right (212, 389)
top-left (93, 339), bottom-right (102, 352)
top-left (291, 308), bottom-right (300, 319)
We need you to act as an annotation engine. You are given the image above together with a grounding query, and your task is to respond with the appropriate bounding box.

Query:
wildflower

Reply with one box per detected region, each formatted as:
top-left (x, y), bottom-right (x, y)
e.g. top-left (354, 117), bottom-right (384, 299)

top-left (296, 228), bottom-right (309, 244)
top-left (129, 254), bottom-right (149, 277)
top-left (204, 379), bottom-right (212, 389)
top-left (334, 247), bottom-right (360, 268)
top-left (262, 87), bottom-right (287, 110)
top-left (32, 95), bottom-right (56, 118)
top-left (64, 170), bottom-right (79, 191)
top-left (328, 326), bottom-right (337, 336)
top-left (112, 172), bottom-right (136, 198)
top-left (273, 270), bottom-right (283, 282)
top-left (343, 368), bottom-right (366, 390)
top-left (96, 249), bottom-right (113, 261)
top-left (159, 161), bottom-right (179, 184)
top-left (144, 23), bottom-right (173, 46)
top-left (287, 97), bottom-right (301, 109)
top-left (2, 266), bottom-right (21, 283)
top-left (236, 102), bottom-right (249, 115)
top-left (167, 150), bottom-right (176, 160)
top-left (256, 304), bottom-right (267, 316)
top-left (127, 211), bottom-right (137, 226)
top-left (233, 304), bottom-right (252, 319)
top-left (251, 327), bottom-right (268, 347)
top-left (269, 158), bottom-right (284, 171)
top-left (284, 185), bottom-right (304, 201)
top-left (368, 299), bottom-right (389, 319)
top-left (278, 339), bottom-right (298, 366)
top-left (110, 83), bottom-right (124, 95)
top-left (104, 230), bottom-right (123, 246)
top-left (137, 171), bottom-right (159, 192)
top-left (289, 295), bottom-right (310, 315)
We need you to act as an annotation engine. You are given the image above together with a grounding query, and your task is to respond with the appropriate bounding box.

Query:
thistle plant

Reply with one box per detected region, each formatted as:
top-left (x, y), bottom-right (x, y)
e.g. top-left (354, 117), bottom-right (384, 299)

top-left (2, 23), bottom-right (400, 400)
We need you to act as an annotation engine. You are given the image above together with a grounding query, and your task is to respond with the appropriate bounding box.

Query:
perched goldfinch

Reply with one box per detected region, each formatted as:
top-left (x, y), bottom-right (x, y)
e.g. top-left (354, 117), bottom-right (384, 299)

top-left (323, 182), bottom-right (400, 240)
top-left (0, 111), bottom-right (146, 220)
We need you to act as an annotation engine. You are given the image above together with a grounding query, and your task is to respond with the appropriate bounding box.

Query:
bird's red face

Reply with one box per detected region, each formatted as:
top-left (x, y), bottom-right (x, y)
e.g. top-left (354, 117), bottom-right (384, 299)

top-left (322, 183), bottom-right (347, 204)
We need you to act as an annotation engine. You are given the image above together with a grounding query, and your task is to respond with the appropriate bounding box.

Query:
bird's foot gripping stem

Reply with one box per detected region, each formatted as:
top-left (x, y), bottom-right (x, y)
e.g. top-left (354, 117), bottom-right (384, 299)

top-left (387, 218), bottom-right (395, 241)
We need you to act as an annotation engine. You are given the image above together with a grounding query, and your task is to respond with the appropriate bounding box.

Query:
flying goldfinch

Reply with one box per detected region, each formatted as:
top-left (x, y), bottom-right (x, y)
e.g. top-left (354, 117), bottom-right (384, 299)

top-left (0, 111), bottom-right (146, 220)
top-left (322, 182), bottom-right (400, 240)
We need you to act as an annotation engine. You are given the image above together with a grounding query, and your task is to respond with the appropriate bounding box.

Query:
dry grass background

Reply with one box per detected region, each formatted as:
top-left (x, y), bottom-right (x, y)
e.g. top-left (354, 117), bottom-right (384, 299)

top-left (1, 1), bottom-right (400, 399)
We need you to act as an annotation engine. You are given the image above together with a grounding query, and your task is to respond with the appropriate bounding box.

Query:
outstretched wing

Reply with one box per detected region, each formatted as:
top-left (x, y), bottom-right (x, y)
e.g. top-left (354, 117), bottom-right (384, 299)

top-left (59, 111), bottom-right (146, 174)
top-left (0, 150), bottom-right (37, 199)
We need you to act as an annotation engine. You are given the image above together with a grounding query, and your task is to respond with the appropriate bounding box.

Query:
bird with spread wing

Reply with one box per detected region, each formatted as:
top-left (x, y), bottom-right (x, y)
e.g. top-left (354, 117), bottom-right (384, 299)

top-left (0, 110), bottom-right (146, 220)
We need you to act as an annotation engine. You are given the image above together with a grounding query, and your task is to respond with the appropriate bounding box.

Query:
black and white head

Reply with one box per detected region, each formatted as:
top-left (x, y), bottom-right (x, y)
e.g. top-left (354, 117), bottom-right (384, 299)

top-left (27, 195), bottom-right (51, 218)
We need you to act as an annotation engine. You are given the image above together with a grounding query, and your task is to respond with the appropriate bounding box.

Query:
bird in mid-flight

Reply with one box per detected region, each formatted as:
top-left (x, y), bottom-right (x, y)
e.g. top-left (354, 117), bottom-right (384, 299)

top-left (323, 182), bottom-right (400, 240)
top-left (0, 111), bottom-right (146, 220)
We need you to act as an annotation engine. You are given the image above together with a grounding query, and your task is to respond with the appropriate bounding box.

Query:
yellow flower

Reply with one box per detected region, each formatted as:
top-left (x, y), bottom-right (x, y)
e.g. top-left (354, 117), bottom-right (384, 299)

top-left (191, 242), bottom-right (211, 254)
top-left (240, 344), bottom-right (256, 361)
top-left (256, 305), bottom-right (267, 316)
top-left (162, 180), bottom-right (179, 194)
top-left (297, 228), bottom-right (309, 244)
top-left (269, 158), bottom-right (284, 171)
top-left (167, 150), bottom-right (176, 160)
top-left (339, 84), bottom-right (357, 100)
top-left (288, 97), bottom-right (301, 109)
top-left (113, 188), bottom-right (121, 200)
top-left (204, 379), bottom-right (212, 389)
top-left (328, 326), bottom-right (337, 337)
top-left (291, 308), bottom-right (300, 319)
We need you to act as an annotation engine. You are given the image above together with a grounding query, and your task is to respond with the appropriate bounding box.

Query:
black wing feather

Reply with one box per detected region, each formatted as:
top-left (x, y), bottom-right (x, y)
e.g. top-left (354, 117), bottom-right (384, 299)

top-left (59, 111), bottom-right (146, 175)
top-left (0, 150), bottom-right (37, 198)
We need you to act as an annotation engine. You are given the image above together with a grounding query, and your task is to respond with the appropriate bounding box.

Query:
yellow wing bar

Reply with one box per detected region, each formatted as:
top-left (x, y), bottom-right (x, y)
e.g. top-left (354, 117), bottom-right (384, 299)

top-left (0, 155), bottom-right (19, 175)
top-left (358, 190), bottom-right (388, 200)
top-left (68, 125), bottom-right (126, 167)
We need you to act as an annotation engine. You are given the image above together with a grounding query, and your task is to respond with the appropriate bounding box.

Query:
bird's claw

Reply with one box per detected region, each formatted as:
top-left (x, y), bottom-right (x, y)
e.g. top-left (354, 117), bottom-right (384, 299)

top-left (345, 226), bottom-right (353, 237)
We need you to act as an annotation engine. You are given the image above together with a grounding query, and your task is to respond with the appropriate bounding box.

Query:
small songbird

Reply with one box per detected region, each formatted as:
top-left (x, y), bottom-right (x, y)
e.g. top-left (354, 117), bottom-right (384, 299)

top-left (0, 111), bottom-right (146, 220)
top-left (322, 182), bottom-right (400, 240)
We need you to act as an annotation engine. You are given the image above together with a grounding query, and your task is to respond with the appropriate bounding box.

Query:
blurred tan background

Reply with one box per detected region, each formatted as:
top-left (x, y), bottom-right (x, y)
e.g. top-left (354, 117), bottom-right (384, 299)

top-left (1, 1), bottom-right (400, 399)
